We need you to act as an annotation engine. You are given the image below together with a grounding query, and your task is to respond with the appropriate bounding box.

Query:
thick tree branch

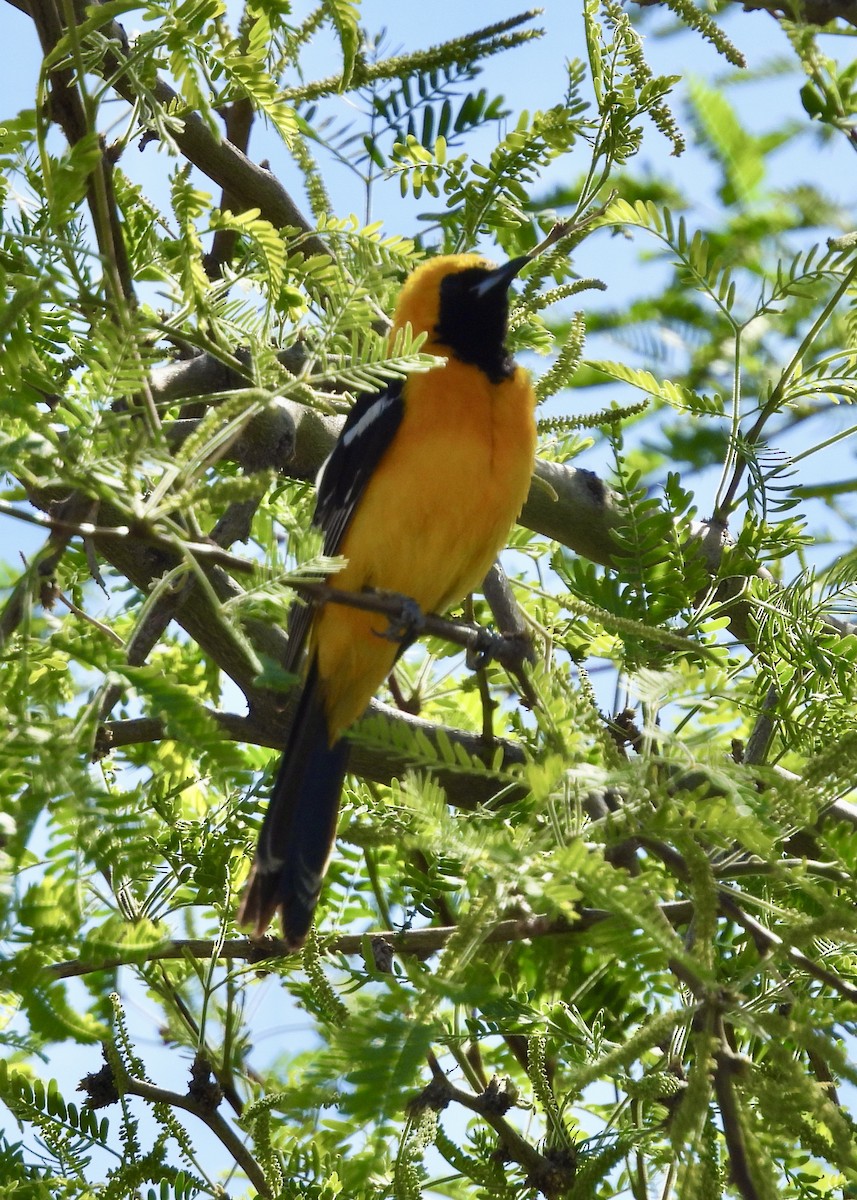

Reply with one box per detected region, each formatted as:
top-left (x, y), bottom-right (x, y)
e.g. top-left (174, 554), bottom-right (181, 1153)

top-left (97, 702), bottom-right (527, 810)
top-left (159, 384), bottom-right (857, 655)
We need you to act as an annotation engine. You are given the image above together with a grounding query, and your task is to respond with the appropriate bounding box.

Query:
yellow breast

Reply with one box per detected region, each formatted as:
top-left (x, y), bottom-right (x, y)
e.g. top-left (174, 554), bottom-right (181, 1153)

top-left (314, 355), bottom-right (536, 738)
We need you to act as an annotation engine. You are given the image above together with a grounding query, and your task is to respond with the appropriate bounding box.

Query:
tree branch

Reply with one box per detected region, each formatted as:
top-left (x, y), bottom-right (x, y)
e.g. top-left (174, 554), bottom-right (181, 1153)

top-left (119, 1072), bottom-right (270, 1195)
top-left (429, 1069), bottom-right (572, 1197)
top-left (160, 390), bottom-right (857, 653)
top-left (0, 498), bottom-right (257, 575)
top-left (633, 0), bottom-right (857, 27)
top-left (10, 0), bottom-right (329, 257)
top-left (49, 903), bottom-right (696, 979)
top-left (716, 887), bottom-right (857, 1004)
top-left (96, 704), bottom-right (528, 811)
top-left (712, 1039), bottom-right (761, 1200)
top-left (0, 494), bottom-right (97, 650)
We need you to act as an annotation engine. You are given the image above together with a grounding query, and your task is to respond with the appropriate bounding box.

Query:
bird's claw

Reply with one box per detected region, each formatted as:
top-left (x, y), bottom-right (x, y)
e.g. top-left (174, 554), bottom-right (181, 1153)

top-left (382, 596), bottom-right (426, 645)
top-left (468, 628), bottom-right (505, 670)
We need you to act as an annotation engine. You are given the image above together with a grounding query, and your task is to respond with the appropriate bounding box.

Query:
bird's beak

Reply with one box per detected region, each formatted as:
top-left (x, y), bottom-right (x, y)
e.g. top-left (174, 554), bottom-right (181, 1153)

top-left (472, 254), bottom-right (531, 298)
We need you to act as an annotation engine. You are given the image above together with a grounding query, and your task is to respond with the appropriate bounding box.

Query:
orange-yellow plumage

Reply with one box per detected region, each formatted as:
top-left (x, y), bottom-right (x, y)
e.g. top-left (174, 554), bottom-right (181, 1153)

top-left (241, 251), bottom-right (537, 946)
top-left (314, 255), bottom-right (536, 737)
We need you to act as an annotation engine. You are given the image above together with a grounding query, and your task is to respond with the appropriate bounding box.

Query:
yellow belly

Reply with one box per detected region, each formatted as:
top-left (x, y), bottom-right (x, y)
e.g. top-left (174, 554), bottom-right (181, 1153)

top-left (313, 360), bottom-right (536, 739)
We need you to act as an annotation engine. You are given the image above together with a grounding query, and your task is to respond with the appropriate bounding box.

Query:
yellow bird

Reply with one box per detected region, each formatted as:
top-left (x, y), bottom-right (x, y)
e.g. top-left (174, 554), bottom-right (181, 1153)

top-left (240, 253), bottom-right (537, 947)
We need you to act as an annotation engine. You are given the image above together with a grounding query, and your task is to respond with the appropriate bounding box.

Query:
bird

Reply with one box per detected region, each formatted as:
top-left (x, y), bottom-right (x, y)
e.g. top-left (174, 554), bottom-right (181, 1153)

top-left (238, 252), bottom-right (538, 948)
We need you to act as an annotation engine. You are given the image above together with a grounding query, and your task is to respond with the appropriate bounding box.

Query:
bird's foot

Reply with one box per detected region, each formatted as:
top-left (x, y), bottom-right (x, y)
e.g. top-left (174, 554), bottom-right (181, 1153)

top-left (381, 595), bottom-right (425, 645)
top-left (468, 627), bottom-right (506, 670)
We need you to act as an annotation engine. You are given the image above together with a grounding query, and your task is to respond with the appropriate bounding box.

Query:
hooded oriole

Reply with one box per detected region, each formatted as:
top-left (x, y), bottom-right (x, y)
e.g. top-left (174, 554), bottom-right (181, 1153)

top-left (239, 253), bottom-right (537, 946)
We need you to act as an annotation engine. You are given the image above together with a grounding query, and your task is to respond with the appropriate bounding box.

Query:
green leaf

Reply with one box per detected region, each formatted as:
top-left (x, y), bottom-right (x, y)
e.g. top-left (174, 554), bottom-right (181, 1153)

top-left (686, 77), bottom-right (764, 205)
top-left (323, 0), bottom-right (361, 90)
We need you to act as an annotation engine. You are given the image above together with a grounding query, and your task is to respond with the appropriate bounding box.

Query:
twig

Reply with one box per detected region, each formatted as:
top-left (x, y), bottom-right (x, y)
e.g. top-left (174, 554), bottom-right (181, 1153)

top-left (716, 887), bottom-right (857, 1003)
top-left (743, 686), bottom-right (778, 767)
top-left (827, 798), bottom-right (857, 828)
top-left (636, 836), bottom-right (857, 1000)
top-left (0, 494), bottom-right (100, 651)
top-left (527, 197), bottom-right (617, 260)
top-left (55, 592), bottom-right (125, 646)
top-left (204, 93), bottom-right (255, 279)
top-left (48, 903), bottom-right (696, 979)
top-left (120, 1072), bottom-right (270, 1195)
top-left (804, 1047), bottom-right (840, 1108)
top-left (712, 858), bottom-right (851, 884)
top-left (0, 499), bottom-right (256, 574)
top-left (714, 258), bottom-right (857, 523)
top-left (286, 579), bottom-right (536, 685)
top-left (421, 1052), bottom-right (572, 1195)
top-left (712, 1037), bottom-right (761, 1200)
top-left (445, 1077), bottom-right (565, 1190)
top-left (482, 562), bottom-right (533, 645)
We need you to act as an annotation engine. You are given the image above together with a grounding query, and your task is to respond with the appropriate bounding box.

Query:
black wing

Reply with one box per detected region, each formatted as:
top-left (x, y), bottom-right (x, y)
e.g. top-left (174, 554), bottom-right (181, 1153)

top-left (314, 378), bottom-right (405, 553)
top-left (284, 380), bottom-right (405, 669)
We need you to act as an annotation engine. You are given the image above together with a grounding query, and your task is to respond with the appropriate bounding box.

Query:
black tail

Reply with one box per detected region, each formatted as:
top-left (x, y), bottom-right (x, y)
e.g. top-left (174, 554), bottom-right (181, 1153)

top-left (239, 661), bottom-right (349, 948)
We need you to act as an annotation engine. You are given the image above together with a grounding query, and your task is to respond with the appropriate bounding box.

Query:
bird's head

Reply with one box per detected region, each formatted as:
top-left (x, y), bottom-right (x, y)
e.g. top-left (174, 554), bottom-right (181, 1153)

top-left (391, 252), bottom-right (530, 382)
